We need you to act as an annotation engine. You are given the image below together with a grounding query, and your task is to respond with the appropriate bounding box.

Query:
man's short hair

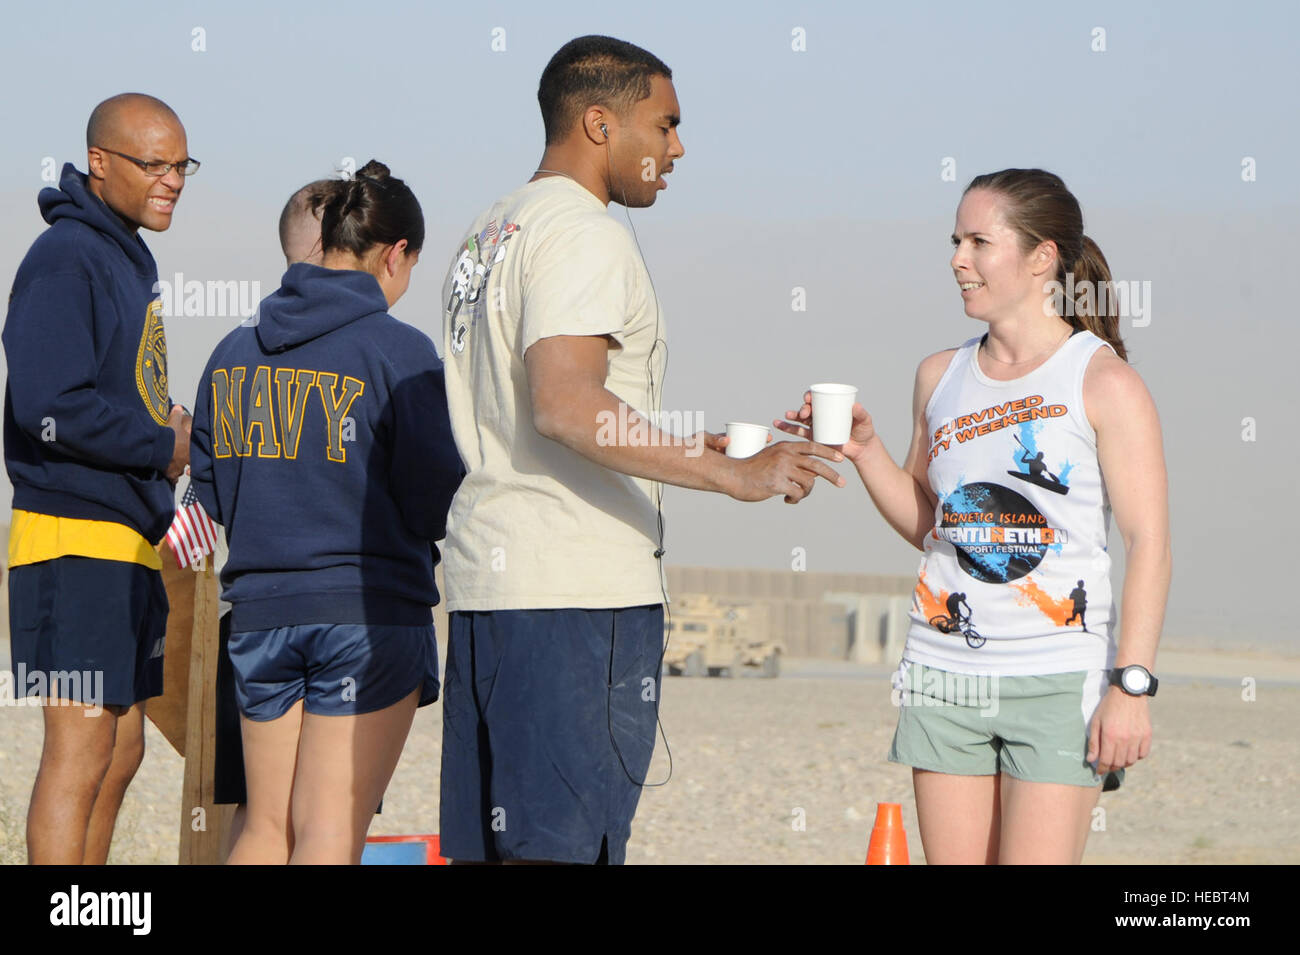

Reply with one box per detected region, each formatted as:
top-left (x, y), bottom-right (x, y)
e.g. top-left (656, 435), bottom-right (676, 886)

top-left (537, 35), bottom-right (672, 145)
top-left (86, 93), bottom-right (181, 149)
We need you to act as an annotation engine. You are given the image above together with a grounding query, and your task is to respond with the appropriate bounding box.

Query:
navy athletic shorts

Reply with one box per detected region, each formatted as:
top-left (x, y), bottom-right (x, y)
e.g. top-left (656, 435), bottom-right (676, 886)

top-left (228, 621), bottom-right (439, 723)
top-left (439, 604), bottom-right (664, 864)
top-left (214, 611), bottom-right (385, 812)
top-left (7, 555), bottom-right (167, 707)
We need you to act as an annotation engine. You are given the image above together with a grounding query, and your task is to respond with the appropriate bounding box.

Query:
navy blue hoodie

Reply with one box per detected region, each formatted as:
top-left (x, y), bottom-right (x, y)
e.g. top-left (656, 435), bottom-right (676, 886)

top-left (189, 263), bottom-right (464, 632)
top-left (3, 163), bottom-right (177, 543)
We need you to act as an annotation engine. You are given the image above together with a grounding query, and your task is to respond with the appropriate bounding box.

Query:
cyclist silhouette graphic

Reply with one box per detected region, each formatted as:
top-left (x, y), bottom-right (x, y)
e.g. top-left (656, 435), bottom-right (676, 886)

top-left (929, 591), bottom-right (986, 648)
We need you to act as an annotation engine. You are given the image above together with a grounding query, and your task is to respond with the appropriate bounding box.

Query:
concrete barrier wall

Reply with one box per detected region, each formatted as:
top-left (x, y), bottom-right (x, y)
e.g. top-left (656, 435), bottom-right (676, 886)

top-left (666, 565), bottom-right (913, 602)
top-left (664, 566), bottom-right (916, 661)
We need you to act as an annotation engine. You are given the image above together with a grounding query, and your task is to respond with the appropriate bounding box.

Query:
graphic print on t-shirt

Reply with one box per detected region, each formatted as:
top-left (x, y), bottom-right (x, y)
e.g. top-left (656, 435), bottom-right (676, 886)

top-left (933, 479), bottom-right (1068, 584)
top-left (1065, 579), bottom-right (1089, 631)
top-left (446, 219), bottom-right (521, 355)
top-left (923, 399), bottom-right (1098, 641)
top-left (1007, 573), bottom-right (1093, 632)
top-left (927, 393), bottom-right (1066, 463)
top-left (911, 568), bottom-right (986, 648)
top-left (907, 333), bottom-right (1117, 666)
top-left (1006, 421), bottom-right (1073, 496)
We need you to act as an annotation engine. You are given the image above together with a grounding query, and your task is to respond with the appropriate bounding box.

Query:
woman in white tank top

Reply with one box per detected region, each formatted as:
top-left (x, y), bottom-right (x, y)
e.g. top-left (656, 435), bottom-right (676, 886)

top-left (779, 169), bottom-right (1171, 864)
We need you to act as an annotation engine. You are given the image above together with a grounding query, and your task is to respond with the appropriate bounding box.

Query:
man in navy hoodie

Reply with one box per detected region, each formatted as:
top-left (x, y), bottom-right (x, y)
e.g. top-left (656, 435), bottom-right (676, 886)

top-left (3, 93), bottom-right (195, 864)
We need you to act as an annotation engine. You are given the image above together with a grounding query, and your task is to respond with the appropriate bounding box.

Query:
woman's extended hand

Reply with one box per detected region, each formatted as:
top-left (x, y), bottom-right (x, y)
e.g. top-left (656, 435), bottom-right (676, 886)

top-left (774, 391), bottom-right (876, 464)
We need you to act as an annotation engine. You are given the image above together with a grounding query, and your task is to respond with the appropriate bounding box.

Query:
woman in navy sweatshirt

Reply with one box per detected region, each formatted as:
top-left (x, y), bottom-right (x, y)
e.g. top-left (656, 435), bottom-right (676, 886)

top-left (189, 160), bottom-right (463, 864)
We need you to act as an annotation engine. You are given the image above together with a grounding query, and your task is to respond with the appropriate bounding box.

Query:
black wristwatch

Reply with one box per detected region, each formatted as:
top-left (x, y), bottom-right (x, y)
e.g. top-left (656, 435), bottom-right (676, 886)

top-left (1108, 665), bottom-right (1158, 697)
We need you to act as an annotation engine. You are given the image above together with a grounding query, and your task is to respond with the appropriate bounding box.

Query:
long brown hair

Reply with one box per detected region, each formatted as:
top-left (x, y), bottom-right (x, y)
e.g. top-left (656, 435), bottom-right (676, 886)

top-left (965, 169), bottom-right (1127, 361)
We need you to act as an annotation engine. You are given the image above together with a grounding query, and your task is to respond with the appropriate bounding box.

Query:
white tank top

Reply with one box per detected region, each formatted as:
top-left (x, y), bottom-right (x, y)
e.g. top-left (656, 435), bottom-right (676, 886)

top-left (904, 328), bottom-right (1119, 676)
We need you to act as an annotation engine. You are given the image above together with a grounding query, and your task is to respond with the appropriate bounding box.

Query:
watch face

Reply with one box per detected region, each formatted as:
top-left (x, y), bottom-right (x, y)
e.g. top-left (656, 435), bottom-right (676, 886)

top-left (1122, 668), bottom-right (1148, 694)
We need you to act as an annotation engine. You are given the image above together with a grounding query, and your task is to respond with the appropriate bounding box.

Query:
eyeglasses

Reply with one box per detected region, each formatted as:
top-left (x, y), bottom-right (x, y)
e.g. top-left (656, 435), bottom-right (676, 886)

top-left (96, 147), bottom-right (200, 177)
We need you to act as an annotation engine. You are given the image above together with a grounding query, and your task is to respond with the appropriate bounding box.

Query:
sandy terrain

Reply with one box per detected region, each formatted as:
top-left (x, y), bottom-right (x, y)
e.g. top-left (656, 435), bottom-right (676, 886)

top-left (2, 641), bottom-right (1296, 865)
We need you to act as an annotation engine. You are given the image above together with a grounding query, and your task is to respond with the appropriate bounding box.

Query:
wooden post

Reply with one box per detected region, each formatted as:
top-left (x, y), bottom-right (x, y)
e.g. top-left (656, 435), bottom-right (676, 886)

top-left (147, 552), bottom-right (195, 755)
top-left (176, 562), bottom-right (232, 863)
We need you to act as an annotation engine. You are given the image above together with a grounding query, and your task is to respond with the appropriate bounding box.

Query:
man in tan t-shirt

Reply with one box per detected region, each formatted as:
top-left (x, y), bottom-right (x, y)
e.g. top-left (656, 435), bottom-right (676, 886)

top-left (438, 34), bottom-right (844, 865)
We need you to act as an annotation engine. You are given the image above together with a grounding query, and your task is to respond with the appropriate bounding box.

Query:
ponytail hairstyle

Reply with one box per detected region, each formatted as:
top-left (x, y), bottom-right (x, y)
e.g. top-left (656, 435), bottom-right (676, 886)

top-left (313, 159), bottom-right (424, 261)
top-left (964, 168), bottom-right (1127, 361)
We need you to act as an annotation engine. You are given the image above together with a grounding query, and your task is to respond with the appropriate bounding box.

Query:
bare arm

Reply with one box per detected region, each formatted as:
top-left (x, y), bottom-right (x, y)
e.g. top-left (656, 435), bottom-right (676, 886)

top-left (1084, 349), bottom-right (1172, 774)
top-left (776, 350), bottom-right (953, 548)
top-left (1090, 351), bottom-right (1171, 670)
top-left (525, 335), bottom-right (847, 503)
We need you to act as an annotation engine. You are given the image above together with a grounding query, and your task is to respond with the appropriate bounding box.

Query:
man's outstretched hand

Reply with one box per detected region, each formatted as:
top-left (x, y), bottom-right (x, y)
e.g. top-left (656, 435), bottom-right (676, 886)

top-left (726, 439), bottom-right (846, 504)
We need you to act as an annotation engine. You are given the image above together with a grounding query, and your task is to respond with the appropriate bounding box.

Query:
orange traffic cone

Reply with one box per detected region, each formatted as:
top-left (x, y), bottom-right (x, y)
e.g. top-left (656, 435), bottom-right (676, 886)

top-left (865, 803), bottom-right (909, 864)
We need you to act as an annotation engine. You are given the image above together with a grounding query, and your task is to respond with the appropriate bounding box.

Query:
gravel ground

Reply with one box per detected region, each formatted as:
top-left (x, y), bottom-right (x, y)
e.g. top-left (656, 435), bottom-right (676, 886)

top-left (3, 647), bottom-right (1298, 865)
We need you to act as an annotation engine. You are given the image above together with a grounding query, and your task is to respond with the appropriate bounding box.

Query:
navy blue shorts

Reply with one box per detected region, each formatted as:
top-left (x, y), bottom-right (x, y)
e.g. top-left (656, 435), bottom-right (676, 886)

top-left (228, 621), bottom-right (439, 722)
top-left (439, 604), bottom-right (664, 864)
top-left (214, 612), bottom-right (385, 812)
top-left (7, 556), bottom-right (167, 707)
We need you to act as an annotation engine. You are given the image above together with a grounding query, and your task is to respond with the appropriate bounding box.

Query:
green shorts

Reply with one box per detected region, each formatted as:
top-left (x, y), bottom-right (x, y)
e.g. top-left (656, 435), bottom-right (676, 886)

top-left (887, 660), bottom-right (1124, 790)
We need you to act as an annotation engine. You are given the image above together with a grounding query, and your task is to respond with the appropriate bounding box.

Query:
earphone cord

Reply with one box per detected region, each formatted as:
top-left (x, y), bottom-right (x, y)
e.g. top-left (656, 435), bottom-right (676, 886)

top-left (601, 128), bottom-right (673, 789)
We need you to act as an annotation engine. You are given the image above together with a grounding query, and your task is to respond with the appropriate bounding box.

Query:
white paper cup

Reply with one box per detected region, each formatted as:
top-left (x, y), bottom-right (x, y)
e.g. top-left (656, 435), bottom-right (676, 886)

top-left (809, 383), bottom-right (858, 444)
top-left (725, 422), bottom-right (770, 459)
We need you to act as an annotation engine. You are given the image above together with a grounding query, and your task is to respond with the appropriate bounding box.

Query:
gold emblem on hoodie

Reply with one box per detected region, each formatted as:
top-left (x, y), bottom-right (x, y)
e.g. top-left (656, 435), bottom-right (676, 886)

top-left (136, 299), bottom-right (169, 425)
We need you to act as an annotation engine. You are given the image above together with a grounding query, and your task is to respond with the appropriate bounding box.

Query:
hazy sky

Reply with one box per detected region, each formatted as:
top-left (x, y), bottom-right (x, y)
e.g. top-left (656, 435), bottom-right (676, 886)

top-left (1, 0), bottom-right (1296, 649)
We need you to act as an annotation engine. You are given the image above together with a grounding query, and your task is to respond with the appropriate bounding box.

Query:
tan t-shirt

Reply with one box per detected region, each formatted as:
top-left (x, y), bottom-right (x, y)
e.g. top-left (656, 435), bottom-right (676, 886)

top-left (440, 175), bottom-right (666, 611)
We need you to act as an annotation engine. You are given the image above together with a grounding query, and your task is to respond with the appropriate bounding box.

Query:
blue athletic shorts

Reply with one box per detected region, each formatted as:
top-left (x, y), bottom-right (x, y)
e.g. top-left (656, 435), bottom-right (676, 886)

top-left (7, 555), bottom-right (167, 707)
top-left (215, 612), bottom-right (387, 812)
top-left (228, 621), bottom-right (439, 722)
top-left (439, 604), bottom-right (664, 864)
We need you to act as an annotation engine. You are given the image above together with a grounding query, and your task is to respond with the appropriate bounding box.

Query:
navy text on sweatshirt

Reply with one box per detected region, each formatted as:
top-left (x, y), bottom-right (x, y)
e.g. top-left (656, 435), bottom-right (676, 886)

top-left (189, 263), bottom-right (464, 632)
top-left (3, 163), bottom-right (177, 544)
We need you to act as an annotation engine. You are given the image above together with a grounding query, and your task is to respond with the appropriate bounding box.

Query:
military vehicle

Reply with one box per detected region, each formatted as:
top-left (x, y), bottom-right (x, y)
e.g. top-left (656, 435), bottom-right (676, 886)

top-left (661, 594), bottom-right (782, 678)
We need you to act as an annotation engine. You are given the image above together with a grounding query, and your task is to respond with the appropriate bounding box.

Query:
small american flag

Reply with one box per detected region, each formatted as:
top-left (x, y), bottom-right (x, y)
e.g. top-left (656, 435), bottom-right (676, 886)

top-left (166, 479), bottom-right (219, 570)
